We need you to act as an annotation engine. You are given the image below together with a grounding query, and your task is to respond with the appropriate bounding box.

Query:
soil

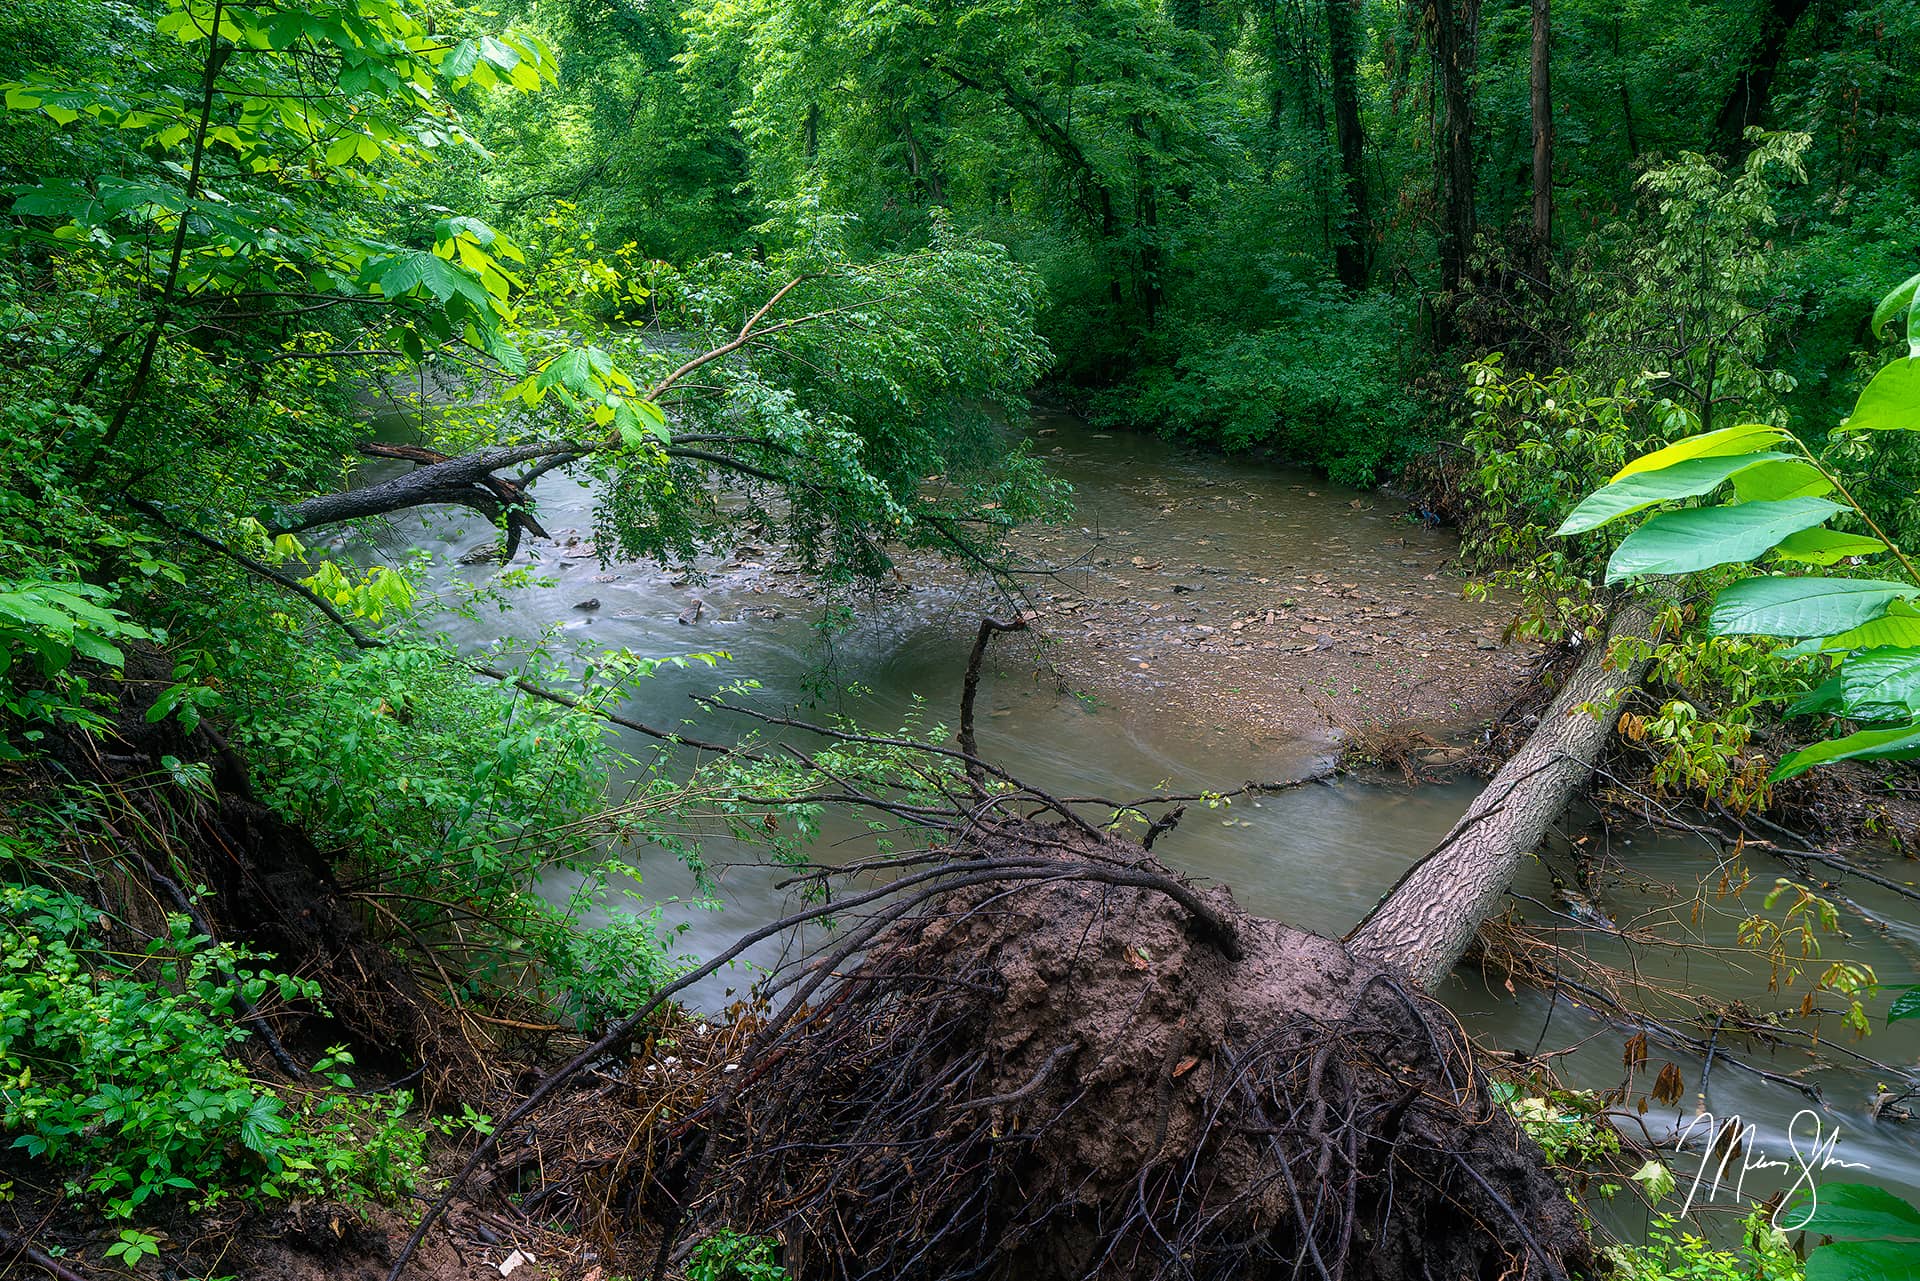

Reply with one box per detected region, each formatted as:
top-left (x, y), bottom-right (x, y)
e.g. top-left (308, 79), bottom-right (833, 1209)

top-left (699, 821), bottom-right (1592, 1281)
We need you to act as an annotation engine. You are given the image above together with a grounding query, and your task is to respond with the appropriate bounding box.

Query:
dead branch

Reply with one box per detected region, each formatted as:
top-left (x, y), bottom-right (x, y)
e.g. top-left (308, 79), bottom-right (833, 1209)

top-left (957, 615), bottom-right (1028, 789)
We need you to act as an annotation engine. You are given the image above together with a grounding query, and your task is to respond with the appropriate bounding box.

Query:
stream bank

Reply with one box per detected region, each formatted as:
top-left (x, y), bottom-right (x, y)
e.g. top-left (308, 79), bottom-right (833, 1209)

top-left (343, 407), bottom-right (1920, 1262)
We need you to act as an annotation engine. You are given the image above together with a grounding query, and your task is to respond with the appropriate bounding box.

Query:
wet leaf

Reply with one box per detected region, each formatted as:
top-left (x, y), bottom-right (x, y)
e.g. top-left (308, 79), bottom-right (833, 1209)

top-left (1651, 1062), bottom-right (1684, 1106)
top-left (1621, 1032), bottom-right (1648, 1071)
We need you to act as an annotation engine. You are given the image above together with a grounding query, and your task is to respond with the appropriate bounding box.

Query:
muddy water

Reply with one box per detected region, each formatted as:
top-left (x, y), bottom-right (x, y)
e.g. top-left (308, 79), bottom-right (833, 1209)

top-left (372, 413), bottom-right (1920, 1213)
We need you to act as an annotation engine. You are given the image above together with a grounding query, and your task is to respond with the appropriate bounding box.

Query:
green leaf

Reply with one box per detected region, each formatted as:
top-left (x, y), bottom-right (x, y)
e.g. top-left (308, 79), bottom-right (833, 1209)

top-left (1799, 1183), bottom-right (1920, 1240)
top-left (1730, 457), bottom-right (1834, 503)
top-left (539, 348), bottom-right (596, 396)
top-left (1556, 452), bottom-right (1795, 535)
top-left (1839, 646), bottom-right (1920, 719)
top-left (634, 399), bottom-right (669, 442)
top-left (11, 180), bottom-right (100, 222)
top-left (1787, 673), bottom-right (1848, 717)
top-left (1605, 497), bottom-right (1842, 584)
top-left (1794, 601), bottom-right (1920, 654)
top-left (324, 133), bottom-right (360, 167)
top-left (1874, 271), bottom-right (1920, 359)
top-left (1772, 528), bottom-right (1886, 566)
top-left (1711, 577), bottom-right (1920, 638)
top-left (1889, 987), bottom-right (1920, 1025)
top-left (1773, 720), bottom-right (1920, 781)
top-left (1840, 358), bottom-right (1920, 434)
top-left (1611, 423), bottom-right (1790, 482)
top-left (441, 39), bottom-right (481, 80)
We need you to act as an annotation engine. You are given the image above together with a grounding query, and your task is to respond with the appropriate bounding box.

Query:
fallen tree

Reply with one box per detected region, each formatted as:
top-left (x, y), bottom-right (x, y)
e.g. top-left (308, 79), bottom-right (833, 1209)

top-left (379, 615), bottom-right (1658, 1280)
top-left (1347, 601), bottom-right (1655, 987)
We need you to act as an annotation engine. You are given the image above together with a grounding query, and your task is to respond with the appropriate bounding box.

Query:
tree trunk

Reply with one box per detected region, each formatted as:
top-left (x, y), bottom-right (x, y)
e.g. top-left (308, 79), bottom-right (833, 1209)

top-left (1529, 0), bottom-right (1553, 269)
top-left (1712, 0), bottom-right (1812, 157)
top-left (1346, 603), bottom-right (1653, 988)
top-left (1431, 0), bottom-right (1479, 346)
top-left (1325, 0), bottom-right (1370, 289)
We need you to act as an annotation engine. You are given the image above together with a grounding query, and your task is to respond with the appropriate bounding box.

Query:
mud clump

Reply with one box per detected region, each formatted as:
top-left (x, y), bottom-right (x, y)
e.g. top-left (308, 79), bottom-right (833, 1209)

top-left (703, 824), bottom-right (1590, 1281)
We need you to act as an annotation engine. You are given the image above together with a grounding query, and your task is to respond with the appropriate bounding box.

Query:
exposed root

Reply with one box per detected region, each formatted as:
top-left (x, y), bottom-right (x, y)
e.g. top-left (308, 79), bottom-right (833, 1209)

top-left (671, 822), bottom-right (1592, 1281)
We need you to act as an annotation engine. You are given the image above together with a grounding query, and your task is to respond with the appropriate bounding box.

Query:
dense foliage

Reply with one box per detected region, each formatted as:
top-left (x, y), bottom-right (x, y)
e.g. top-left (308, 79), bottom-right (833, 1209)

top-left (3, 0), bottom-right (1920, 1274)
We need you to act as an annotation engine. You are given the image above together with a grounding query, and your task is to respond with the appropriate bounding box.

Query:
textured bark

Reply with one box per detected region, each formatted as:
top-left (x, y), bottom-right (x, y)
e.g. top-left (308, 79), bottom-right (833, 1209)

top-left (1529, 0), bottom-right (1553, 265)
top-left (1325, 0), bottom-right (1371, 289)
top-left (1712, 0), bottom-right (1812, 157)
top-left (1347, 603), bottom-right (1653, 988)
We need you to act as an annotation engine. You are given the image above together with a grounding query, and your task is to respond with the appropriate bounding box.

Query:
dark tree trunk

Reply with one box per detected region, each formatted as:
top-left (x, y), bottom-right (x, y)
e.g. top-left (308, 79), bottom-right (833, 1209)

top-left (1431, 0), bottom-right (1479, 347)
top-left (1326, 0), bottom-right (1371, 288)
top-left (1713, 0), bottom-right (1812, 157)
top-left (1612, 15), bottom-right (1639, 161)
top-left (1529, 0), bottom-right (1553, 270)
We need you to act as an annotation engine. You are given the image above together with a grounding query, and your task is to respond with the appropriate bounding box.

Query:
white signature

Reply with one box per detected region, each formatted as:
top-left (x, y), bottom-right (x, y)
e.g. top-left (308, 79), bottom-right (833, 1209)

top-left (1674, 1108), bottom-right (1870, 1228)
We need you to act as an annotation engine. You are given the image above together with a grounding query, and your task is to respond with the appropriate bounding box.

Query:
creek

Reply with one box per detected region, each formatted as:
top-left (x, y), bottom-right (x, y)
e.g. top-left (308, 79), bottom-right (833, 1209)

top-left (366, 410), bottom-right (1920, 1224)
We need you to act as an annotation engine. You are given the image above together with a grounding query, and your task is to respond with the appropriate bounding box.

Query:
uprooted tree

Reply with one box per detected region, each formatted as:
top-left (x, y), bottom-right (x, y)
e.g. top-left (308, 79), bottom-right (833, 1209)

top-left (365, 611), bottom-right (1663, 1281)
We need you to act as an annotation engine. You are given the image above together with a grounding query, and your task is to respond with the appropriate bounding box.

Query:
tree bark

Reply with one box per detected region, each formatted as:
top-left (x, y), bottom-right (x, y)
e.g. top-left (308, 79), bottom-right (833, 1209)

top-left (1325, 0), bottom-right (1371, 289)
top-left (1712, 0), bottom-right (1812, 158)
top-left (1346, 603), bottom-right (1653, 988)
top-left (1430, 0), bottom-right (1479, 346)
top-left (1529, 0), bottom-right (1553, 269)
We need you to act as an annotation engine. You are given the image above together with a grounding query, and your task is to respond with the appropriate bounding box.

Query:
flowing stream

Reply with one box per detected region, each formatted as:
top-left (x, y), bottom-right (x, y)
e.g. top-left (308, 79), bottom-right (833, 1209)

top-left (367, 409), bottom-right (1920, 1221)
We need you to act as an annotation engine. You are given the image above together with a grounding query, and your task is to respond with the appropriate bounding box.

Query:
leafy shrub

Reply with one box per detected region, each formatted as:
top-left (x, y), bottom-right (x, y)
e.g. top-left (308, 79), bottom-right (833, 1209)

top-left (687, 1229), bottom-right (791, 1281)
top-left (1100, 286), bottom-right (1418, 487)
top-left (1487, 1080), bottom-right (1620, 1168)
top-left (226, 635), bottom-right (691, 1021)
top-left (1603, 1210), bottom-right (1802, 1281)
top-left (0, 880), bottom-right (426, 1217)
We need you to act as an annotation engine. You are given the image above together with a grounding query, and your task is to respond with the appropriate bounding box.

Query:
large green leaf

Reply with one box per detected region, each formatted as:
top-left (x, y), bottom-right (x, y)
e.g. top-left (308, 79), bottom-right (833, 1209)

top-left (1889, 986), bottom-right (1920, 1025)
top-left (1807, 1240), bottom-right (1920, 1281)
top-left (1793, 601), bottom-right (1920, 654)
top-left (1773, 720), bottom-right (1920, 781)
top-left (1875, 271), bottom-right (1920, 359)
top-left (1772, 527), bottom-right (1886, 566)
top-left (1730, 457), bottom-right (1834, 503)
top-left (1711, 577), bottom-right (1920, 638)
top-left (1798, 1183), bottom-right (1920, 1239)
top-left (1556, 452), bottom-right (1795, 535)
top-left (1840, 647), bottom-right (1920, 719)
top-left (1611, 423), bottom-right (1789, 481)
top-left (1605, 497), bottom-right (1842, 584)
top-left (1841, 358), bottom-right (1920, 434)
top-left (1787, 673), bottom-right (1848, 717)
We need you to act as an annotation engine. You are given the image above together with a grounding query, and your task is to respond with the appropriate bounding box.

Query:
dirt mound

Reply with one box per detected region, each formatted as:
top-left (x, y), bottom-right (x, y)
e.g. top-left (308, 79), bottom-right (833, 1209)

top-left (701, 824), bottom-right (1590, 1281)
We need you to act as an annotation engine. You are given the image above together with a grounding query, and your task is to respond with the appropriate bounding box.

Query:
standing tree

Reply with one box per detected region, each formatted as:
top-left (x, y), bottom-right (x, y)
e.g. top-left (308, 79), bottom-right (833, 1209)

top-left (1325, 0), bottom-right (1371, 288)
top-left (1429, 0), bottom-right (1479, 344)
top-left (1713, 0), bottom-right (1814, 157)
top-left (1529, 0), bottom-right (1553, 272)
